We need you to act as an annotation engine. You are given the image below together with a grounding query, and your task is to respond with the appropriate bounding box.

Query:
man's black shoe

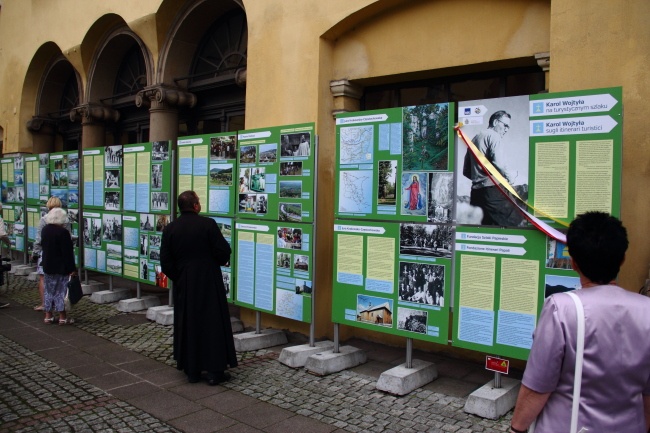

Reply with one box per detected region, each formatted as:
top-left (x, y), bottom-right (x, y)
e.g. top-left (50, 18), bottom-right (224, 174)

top-left (207, 371), bottom-right (231, 386)
top-left (187, 374), bottom-right (200, 383)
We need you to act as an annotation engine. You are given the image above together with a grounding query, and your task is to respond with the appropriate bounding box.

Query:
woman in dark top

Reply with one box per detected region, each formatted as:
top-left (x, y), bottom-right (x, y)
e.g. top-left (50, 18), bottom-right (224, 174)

top-left (41, 208), bottom-right (76, 325)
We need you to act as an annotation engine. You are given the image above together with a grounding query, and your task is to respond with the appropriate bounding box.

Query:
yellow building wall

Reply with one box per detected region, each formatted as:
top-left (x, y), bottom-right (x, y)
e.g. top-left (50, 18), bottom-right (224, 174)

top-left (0, 0), bottom-right (649, 353)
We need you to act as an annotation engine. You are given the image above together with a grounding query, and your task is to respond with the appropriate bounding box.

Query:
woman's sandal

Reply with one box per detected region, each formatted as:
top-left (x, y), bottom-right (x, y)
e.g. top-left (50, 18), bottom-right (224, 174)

top-left (44, 317), bottom-right (55, 324)
top-left (58, 318), bottom-right (74, 325)
top-left (34, 305), bottom-right (44, 311)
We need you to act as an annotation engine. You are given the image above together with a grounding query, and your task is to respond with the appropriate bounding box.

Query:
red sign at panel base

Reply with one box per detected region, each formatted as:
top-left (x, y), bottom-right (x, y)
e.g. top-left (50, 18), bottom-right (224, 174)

top-left (485, 356), bottom-right (509, 374)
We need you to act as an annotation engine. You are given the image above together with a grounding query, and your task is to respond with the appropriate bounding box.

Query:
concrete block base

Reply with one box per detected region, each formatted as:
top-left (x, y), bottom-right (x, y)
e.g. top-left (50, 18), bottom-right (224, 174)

top-left (14, 265), bottom-right (36, 276)
top-left (233, 329), bottom-right (288, 352)
top-left (464, 377), bottom-right (521, 419)
top-left (117, 296), bottom-right (160, 312)
top-left (156, 309), bottom-right (174, 325)
top-left (278, 341), bottom-right (336, 368)
top-left (304, 346), bottom-right (367, 376)
top-left (28, 271), bottom-right (39, 281)
top-left (89, 288), bottom-right (132, 304)
top-left (81, 280), bottom-right (106, 295)
top-left (231, 316), bottom-right (244, 333)
top-left (376, 359), bottom-right (437, 395)
top-left (146, 305), bottom-right (172, 321)
top-left (8, 261), bottom-right (24, 274)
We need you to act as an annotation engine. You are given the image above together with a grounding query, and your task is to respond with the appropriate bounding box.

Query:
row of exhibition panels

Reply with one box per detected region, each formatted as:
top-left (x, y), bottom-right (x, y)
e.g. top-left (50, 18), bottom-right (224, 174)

top-left (0, 86), bottom-right (622, 360)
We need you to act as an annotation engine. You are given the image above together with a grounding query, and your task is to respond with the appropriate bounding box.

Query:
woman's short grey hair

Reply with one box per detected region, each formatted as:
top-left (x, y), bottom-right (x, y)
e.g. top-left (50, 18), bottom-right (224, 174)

top-left (45, 207), bottom-right (68, 226)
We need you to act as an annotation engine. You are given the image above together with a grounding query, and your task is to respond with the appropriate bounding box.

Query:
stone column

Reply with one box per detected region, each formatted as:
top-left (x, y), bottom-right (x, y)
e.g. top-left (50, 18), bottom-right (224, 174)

top-left (135, 85), bottom-right (196, 142)
top-left (535, 52), bottom-right (550, 91)
top-left (69, 104), bottom-right (120, 149)
top-left (25, 116), bottom-right (57, 154)
top-left (330, 79), bottom-right (363, 117)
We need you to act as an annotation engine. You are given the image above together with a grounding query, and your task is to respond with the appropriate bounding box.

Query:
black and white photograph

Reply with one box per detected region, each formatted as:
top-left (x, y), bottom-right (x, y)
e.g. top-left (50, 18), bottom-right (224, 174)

top-left (151, 164), bottom-right (163, 189)
top-left (223, 271), bottom-right (231, 298)
top-left (107, 258), bottom-right (122, 275)
top-left (356, 294), bottom-right (393, 326)
top-left (455, 96), bottom-right (529, 227)
top-left (149, 234), bottom-right (161, 248)
top-left (399, 223), bottom-right (453, 258)
top-left (397, 307), bottom-right (428, 335)
top-left (545, 274), bottom-right (580, 298)
top-left (398, 262), bottom-right (445, 307)
top-left (39, 154), bottom-right (49, 166)
top-left (124, 249), bottom-right (139, 264)
top-left (6, 187), bottom-right (15, 202)
top-left (280, 161), bottom-right (302, 176)
top-left (140, 234), bottom-right (148, 256)
top-left (293, 254), bottom-right (309, 271)
top-left (156, 215), bottom-right (169, 232)
top-left (280, 132), bottom-right (311, 157)
top-left (428, 172), bottom-right (453, 223)
top-left (152, 141), bottom-right (169, 161)
top-left (104, 191), bottom-right (120, 210)
top-left (105, 170), bottom-right (119, 188)
top-left (140, 259), bottom-right (149, 280)
top-left (102, 214), bottom-right (122, 242)
top-left (277, 252), bottom-right (291, 269)
top-left (107, 244), bottom-right (122, 259)
top-left (91, 218), bottom-right (102, 247)
top-left (67, 209), bottom-right (78, 224)
top-left (279, 202), bottom-right (302, 222)
top-left (151, 192), bottom-right (168, 210)
top-left (255, 194), bottom-right (268, 214)
top-left (39, 184), bottom-right (49, 195)
top-left (238, 168), bottom-right (250, 192)
top-left (140, 213), bottom-right (154, 231)
top-left (149, 248), bottom-right (160, 261)
top-left (279, 180), bottom-right (301, 198)
top-left (105, 145), bottom-right (123, 167)
top-left (210, 135), bottom-right (237, 160)
top-left (259, 143), bottom-right (277, 163)
top-left (16, 186), bottom-right (24, 201)
top-left (15, 207), bottom-right (23, 223)
top-left (14, 157), bottom-right (23, 170)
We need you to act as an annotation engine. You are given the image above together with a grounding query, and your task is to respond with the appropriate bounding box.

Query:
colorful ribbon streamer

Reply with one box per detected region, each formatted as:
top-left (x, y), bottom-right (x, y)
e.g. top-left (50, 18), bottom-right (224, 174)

top-left (455, 125), bottom-right (567, 243)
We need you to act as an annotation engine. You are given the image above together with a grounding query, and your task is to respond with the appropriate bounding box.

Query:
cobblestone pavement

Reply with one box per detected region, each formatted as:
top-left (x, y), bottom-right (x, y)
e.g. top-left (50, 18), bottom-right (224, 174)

top-left (0, 274), bottom-right (513, 432)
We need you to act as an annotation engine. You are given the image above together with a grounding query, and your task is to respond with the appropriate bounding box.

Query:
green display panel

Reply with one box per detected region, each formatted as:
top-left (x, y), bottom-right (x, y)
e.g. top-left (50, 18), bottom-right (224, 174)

top-left (234, 220), bottom-right (313, 322)
top-left (82, 210), bottom-right (121, 275)
top-left (177, 132), bottom-right (238, 216)
top-left (335, 104), bottom-right (455, 222)
top-left (237, 123), bottom-right (316, 223)
top-left (331, 220), bottom-right (451, 344)
top-left (452, 226), bottom-right (579, 360)
top-left (528, 87), bottom-right (622, 225)
top-left (26, 206), bottom-right (41, 257)
top-left (122, 212), bottom-right (170, 286)
top-left (123, 141), bottom-right (172, 214)
top-left (209, 216), bottom-right (234, 302)
top-left (1, 155), bottom-right (26, 204)
top-left (82, 145), bottom-right (122, 210)
top-left (2, 203), bottom-right (25, 252)
top-left (49, 151), bottom-right (79, 210)
top-left (24, 155), bottom-right (41, 206)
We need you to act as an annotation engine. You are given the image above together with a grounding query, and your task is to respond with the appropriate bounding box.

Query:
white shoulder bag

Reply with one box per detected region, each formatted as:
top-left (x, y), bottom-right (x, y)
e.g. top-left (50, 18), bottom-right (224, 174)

top-left (529, 291), bottom-right (586, 433)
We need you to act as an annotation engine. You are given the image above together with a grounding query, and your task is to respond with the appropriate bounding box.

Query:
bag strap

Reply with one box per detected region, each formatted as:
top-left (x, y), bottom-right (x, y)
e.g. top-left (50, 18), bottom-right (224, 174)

top-left (566, 291), bottom-right (585, 433)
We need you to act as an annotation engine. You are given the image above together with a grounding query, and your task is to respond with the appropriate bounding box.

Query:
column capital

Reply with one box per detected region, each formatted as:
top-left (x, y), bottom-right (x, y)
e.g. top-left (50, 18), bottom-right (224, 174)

top-left (69, 103), bottom-right (120, 124)
top-left (535, 52), bottom-right (550, 72)
top-left (26, 116), bottom-right (58, 134)
top-left (135, 84), bottom-right (197, 110)
top-left (330, 79), bottom-right (363, 118)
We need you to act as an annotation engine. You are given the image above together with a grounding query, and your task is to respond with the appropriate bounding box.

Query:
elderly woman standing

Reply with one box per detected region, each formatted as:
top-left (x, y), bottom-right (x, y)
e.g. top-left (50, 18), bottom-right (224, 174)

top-left (41, 207), bottom-right (76, 325)
top-left (32, 197), bottom-right (69, 311)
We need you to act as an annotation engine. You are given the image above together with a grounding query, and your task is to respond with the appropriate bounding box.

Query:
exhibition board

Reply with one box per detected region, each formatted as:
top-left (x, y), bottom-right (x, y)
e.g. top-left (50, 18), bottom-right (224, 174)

top-left (332, 87), bottom-right (622, 358)
top-left (82, 210), bottom-right (122, 275)
top-left (177, 132), bottom-right (238, 216)
top-left (335, 104), bottom-right (455, 223)
top-left (1, 156), bottom-right (26, 252)
top-left (236, 123), bottom-right (316, 223)
top-left (82, 146), bottom-right (123, 210)
top-left (235, 220), bottom-right (313, 322)
top-left (331, 220), bottom-right (451, 344)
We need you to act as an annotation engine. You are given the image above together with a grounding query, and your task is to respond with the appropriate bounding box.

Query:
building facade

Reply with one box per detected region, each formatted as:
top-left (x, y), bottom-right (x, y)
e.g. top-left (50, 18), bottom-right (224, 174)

top-left (0, 0), bottom-right (648, 353)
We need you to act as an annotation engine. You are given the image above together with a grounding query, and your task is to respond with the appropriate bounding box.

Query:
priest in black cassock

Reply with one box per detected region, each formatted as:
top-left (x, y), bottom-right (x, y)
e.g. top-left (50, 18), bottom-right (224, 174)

top-left (161, 190), bottom-right (237, 385)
